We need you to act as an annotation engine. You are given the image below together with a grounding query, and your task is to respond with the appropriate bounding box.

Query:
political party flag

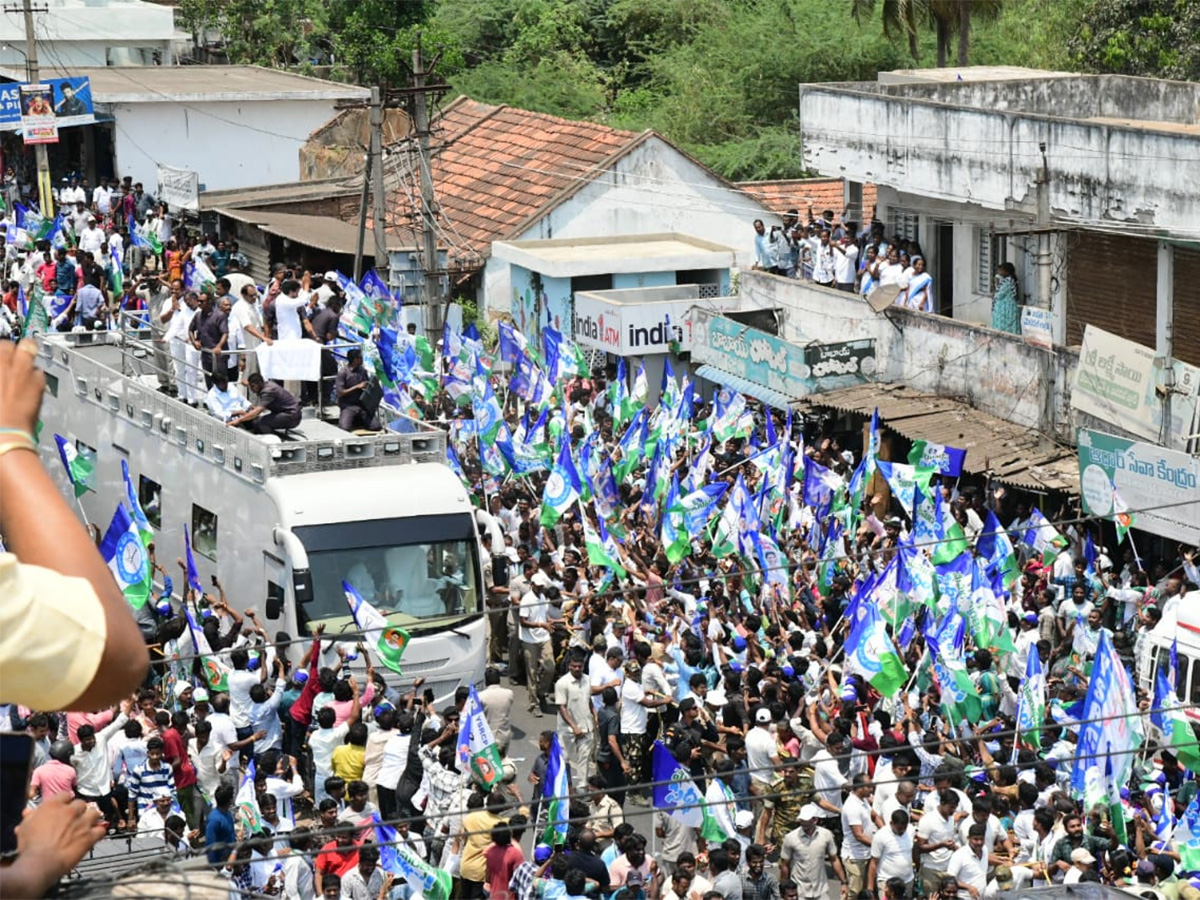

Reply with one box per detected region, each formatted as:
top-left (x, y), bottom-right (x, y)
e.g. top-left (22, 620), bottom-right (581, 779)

top-left (183, 524), bottom-right (204, 595)
top-left (908, 440), bottom-right (968, 477)
top-left (446, 443), bottom-right (466, 480)
top-left (183, 600), bottom-right (230, 692)
top-left (54, 433), bottom-right (94, 497)
top-left (845, 599), bottom-right (907, 696)
top-left (584, 515), bottom-right (626, 578)
top-left (458, 685), bottom-right (505, 790)
top-left (700, 776), bottom-right (742, 847)
top-left (1112, 480), bottom-right (1136, 545)
top-left (1071, 630), bottom-right (1144, 804)
top-left (471, 376), bottom-right (504, 445)
top-left (672, 482), bottom-right (729, 535)
top-left (236, 760), bottom-right (263, 835)
top-left (377, 817), bottom-right (454, 900)
top-left (624, 360), bottom-right (648, 423)
top-left (1154, 669), bottom-right (1200, 771)
top-left (343, 580), bottom-right (410, 674)
top-left (651, 740), bottom-right (705, 827)
top-left (497, 321), bottom-right (529, 364)
top-left (120, 459), bottom-right (153, 547)
top-left (1015, 646), bottom-right (1046, 750)
top-left (976, 511), bottom-right (1020, 589)
top-left (1023, 508), bottom-right (1069, 566)
top-left (931, 489), bottom-right (969, 565)
top-left (661, 475), bottom-right (690, 564)
top-left (541, 433), bottom-right (582, 527)
top-left (542, 734), bottom-right (571, 845)
top-left (874, 459), bottom-right (924, 515)
top-left (968, 558), bottom-right (1015, 651)
top-left (98, 503), bottom-right (152, 610)
top-left (802, 454), bottom-right (843, 509)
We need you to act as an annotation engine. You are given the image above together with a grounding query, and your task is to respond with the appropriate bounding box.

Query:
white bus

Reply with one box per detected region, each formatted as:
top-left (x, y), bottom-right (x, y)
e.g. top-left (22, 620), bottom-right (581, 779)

top-left (1137, 599), bottom-right (1200, 727)
top-left (33, 331), bottom-right (487, 703)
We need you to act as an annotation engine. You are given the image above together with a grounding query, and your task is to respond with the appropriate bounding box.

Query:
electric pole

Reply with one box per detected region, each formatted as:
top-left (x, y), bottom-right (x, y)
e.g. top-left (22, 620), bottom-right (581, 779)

top-left (6, 0), bottom-right (52, 216)
top-left (369, 86), bottom-right (389, 276)
top-left (410, 34), bottom-right (442, 343)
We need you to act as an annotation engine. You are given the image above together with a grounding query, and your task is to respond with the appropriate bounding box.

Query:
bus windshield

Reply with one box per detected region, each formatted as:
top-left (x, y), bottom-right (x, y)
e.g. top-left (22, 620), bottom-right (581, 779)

top-left (296, 514), bottom-right (481, 625)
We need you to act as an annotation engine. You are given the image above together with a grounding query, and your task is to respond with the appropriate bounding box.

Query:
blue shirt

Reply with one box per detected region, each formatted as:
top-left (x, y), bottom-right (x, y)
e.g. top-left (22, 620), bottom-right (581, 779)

top-left (205, 806), bottom-right (236, 865)
top-left (75, 284), bottom-right (104, 323)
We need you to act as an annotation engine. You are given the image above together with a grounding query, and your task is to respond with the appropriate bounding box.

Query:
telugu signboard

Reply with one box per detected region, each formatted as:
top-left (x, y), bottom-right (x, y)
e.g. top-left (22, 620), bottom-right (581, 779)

top-left (1077, 428), bottom-right (1200, 545)
top-left (0, 77), bottom-right (94, 135)
top-left (691, 307), bottom-right (876, 399)
top-left (1071, 324), bottom-right (1200, 452)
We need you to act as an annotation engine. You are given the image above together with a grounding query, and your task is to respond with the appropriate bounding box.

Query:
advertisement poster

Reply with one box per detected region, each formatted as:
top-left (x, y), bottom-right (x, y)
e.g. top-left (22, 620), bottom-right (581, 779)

top-left (19, 83), bottom-right (57, 144)
top-left (1077, 428), bottom-right (1200, 545)
top-left (2, 77), bottom-right (94, 135)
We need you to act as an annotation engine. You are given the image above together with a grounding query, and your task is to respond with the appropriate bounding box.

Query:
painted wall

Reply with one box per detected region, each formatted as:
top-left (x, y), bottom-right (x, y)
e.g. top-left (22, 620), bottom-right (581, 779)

top-left (613, 270), bottom-right (676, 290)
top-left (738, 269), bottom-right (1077, 439)
top-left (111, 99), bottom-right (349, 192)
top-left (507, 265), bottom-right (572, 345)
top-left (482, 136), bottom-right (769, 313)
top-left (799, 83), bottom-right (1200, 240)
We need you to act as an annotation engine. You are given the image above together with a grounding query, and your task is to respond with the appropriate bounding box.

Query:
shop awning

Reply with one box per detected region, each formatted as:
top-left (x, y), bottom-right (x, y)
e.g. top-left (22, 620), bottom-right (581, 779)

top-left (793, 382), bottom-right (1080, 494)
top-left (695, 364), bottom-right (795, 411)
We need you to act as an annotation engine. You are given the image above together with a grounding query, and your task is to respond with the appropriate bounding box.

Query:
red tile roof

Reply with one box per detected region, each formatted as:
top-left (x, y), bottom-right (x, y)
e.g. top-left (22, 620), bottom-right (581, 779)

top-left (378, 98), bottom-right (644, 267)
top-left (737, 179), bottom-right (877, 224)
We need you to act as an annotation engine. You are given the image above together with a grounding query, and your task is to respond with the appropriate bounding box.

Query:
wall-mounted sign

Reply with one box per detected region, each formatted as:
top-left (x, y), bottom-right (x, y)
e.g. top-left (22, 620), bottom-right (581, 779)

top-left (1, 77), bottom-right (94, 137)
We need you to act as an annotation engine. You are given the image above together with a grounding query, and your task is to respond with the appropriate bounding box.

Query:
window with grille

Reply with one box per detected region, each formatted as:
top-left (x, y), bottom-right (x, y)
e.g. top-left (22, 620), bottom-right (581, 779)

top-left (890, 209), bottom-right (920, 242)
top-left (976, 228), bottom-right (1009, 294)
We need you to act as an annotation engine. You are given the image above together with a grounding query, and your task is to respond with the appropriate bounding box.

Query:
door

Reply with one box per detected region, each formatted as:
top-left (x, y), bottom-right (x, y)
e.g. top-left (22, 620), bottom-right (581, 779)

top-left (935, 222), bottom-right (954, 317)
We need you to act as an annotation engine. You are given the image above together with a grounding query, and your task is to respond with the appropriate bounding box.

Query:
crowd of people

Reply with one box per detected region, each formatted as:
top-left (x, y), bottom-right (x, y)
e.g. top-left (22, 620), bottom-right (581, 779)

top-left (4, 187), bottom-right (1200, 900)
top-left (750, 206), bottom-right (1019, 333)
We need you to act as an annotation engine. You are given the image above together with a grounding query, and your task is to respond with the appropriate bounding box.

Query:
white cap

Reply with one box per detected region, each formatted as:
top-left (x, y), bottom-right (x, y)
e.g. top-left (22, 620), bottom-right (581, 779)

top-left (799, 804), bottom-right (823, 821)
top-left (735, 810), bottom-right (755, 830)
top-left (705, 688), bottom-right (727, 707)
top-left (755, 707), bottom-right (772, 724)
top-left (324, 271), bottom-right (339, 282)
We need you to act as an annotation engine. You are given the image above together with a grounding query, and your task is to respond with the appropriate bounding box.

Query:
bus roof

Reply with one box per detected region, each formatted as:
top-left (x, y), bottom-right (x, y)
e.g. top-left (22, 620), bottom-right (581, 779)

top-left (266, 465), bottom-right (473, 528)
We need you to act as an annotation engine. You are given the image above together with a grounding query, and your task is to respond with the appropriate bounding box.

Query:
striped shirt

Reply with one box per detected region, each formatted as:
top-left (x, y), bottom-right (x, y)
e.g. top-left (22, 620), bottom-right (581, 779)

top-left (127, 761), bottom-right (176, 813)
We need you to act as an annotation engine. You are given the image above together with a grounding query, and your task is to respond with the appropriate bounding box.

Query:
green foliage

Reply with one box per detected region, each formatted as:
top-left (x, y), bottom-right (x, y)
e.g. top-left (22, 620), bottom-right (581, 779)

top-left (179, 0), bottom-right (330, 67)
top-left (327, 0), bottom-right (444, 88)
top-left (1067, 0), bottom-right (1200, 81)
top-left (685, 124), bottom-right (805, 182)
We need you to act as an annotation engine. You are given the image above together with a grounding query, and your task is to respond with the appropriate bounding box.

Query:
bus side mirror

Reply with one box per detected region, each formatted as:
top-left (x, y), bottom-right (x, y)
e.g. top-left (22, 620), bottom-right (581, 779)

top-left (293, 568), bottom-right (313, 604)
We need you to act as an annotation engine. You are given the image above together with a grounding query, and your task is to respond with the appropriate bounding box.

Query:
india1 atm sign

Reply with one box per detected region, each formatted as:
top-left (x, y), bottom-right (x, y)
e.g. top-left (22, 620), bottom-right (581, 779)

top-left (1077, 428), bottom-right (1200, 545)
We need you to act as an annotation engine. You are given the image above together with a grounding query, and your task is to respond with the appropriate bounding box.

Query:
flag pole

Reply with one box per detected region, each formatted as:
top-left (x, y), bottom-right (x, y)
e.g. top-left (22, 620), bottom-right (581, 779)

top-left (75, 496), bottom-right (91, 529)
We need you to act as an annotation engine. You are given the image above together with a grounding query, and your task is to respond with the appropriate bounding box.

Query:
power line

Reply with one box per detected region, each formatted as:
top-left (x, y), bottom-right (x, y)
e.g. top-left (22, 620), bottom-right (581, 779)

top-left (141, 487), bottom-right (1200, 670)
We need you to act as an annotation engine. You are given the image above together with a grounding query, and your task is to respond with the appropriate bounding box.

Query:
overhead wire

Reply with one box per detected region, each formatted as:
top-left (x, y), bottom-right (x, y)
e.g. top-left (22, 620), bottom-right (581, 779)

top-left (141, 491), bottom-right (1200, 669)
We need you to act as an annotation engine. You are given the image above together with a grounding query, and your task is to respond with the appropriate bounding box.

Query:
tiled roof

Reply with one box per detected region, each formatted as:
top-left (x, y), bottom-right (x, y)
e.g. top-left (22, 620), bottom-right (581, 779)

top-left (737, 179), bottom-right (877, 224)
top-left (378, 98), bottom-right (643, 266)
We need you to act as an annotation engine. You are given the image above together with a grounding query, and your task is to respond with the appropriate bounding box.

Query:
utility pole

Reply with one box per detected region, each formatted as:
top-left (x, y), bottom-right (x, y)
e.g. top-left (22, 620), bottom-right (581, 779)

top-left (369, 86), bottom-right (389, 279)
top-left (7, 0), bottom-right (52, 216)
top-left (410, 33), bottom-right (442, 343)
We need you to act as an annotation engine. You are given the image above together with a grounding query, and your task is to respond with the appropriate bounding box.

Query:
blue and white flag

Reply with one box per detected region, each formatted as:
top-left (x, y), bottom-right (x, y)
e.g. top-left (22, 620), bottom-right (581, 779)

top-left (1071, 630), bottom-right (1143, 806)
top-left (651, 740), bottom-right (704, 827)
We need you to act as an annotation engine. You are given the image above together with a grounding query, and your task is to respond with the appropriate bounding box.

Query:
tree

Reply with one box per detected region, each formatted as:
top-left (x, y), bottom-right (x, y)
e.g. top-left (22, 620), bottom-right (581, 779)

top-left (178, 0), bottom-right (330, 67)
top-left (1068, 0), bottom-right (1200, 82)
top-left (328, 1), bottom-right (444, 88)
top-left (850, 0), bottom-right (1002, 67)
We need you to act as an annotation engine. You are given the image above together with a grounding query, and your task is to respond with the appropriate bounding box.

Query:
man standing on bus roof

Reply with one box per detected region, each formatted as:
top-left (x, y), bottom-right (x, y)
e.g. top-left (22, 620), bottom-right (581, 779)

top-left (229, 372), bottom-right (302, 435)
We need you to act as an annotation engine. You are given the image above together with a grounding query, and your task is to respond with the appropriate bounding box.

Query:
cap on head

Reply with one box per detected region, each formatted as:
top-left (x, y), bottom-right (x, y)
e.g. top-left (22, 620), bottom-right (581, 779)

top-left (755, 707), bottom-right (772, 725)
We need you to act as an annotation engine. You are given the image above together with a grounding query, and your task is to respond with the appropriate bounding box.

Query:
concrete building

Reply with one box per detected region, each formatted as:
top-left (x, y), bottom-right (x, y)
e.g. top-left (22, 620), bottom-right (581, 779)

top-left (373, 97), bottom-right (772, 317)
top-left (3, 65), bottom-right (369, 192)
top-left (0, 0), bottom-right (183, 71)
top-left (797, 67), bottom-right (1200, 363)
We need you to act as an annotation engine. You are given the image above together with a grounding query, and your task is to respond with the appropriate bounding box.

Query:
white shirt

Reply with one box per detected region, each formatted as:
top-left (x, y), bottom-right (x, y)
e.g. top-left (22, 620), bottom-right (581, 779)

top-left (309, 722), bottom-right (350, 776)
top-left (78, 226), bottom-right (104, 255)
top-left (746, 725), bottom-right (777, 786)
top-left (94, 186), bottom-right (112, 214)
top-left (870, 825), bottom-right (915, 882)
top-left (917, 807), bottom-right (958, 868)
top-left (273, 292), bottom-right (308, 342)
top-left (620, 678), bottom-right (648, 735)
top-left (376, 732), bottom-right (410, 791)
top-left (958, 814), bottom-right (1007, 854)
top-left (230, 298), bottom-right (264, 350)
top-left (841, 792), bottom-right (876, 860)
top-left (72, 713), bottom-right (129, 796)
top-left (205, 712), bottom-right (238, 759)
top-left (164, 303), bottom-right (196, 344)
top-left (518, 590), bottom-right (550, 644)
top-left (811, 748), bottom-right (847, 809)
top-left (189, 738), bottom-right (223, 801)
top-left (590, 661), bottom-right (622, 711)
top-left (947, 845), bottom-right (988, 900)
top-left (227, 670), bottom-right (259, 728)
top-left (834, 244), bottom-right (859, 284)
top-left (264, 772), bottom-right (305, 832)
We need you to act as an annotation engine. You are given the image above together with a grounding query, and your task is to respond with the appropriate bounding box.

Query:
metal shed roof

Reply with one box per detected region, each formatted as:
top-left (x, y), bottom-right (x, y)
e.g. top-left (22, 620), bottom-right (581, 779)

top-left (794, 383), bottom-right (1079, 494)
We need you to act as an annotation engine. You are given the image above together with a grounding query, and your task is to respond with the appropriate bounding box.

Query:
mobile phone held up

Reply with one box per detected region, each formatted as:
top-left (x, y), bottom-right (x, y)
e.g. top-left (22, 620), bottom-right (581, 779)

top-left (0, 732), bottom-right (34, 859)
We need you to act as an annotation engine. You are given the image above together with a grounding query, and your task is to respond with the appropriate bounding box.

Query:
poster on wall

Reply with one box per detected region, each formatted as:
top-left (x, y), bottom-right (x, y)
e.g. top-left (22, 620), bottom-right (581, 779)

top-left (1, 76), bottom-right (94, 134)
top-left (19, 83), bottom-right (57, 144)
top-left (1071, 324), bottom-right (1200, 451)
top-left (1077, 428), bottom-right (1200, 545)
top-left (1020, 306), bottom-right (1053, 350)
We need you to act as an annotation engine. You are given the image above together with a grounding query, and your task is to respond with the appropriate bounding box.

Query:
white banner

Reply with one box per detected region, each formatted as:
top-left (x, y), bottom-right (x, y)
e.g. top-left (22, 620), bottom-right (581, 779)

top-left (573, 293), bottom-right (738, 356)
top-left (156, 164), bottom-right (200, 212)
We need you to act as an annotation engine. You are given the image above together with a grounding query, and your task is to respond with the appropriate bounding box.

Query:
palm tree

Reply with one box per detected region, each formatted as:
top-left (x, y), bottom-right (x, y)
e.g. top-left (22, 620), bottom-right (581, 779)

top-left (851, 0), bottom-right (1002, 67)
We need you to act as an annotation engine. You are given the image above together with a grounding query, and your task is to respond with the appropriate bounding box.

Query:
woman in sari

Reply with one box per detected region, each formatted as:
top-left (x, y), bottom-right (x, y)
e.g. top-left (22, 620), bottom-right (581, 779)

top-left (991, 262), bottom-right (1020, 333)
top-left (904, 256), bottom-right (934, 312)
